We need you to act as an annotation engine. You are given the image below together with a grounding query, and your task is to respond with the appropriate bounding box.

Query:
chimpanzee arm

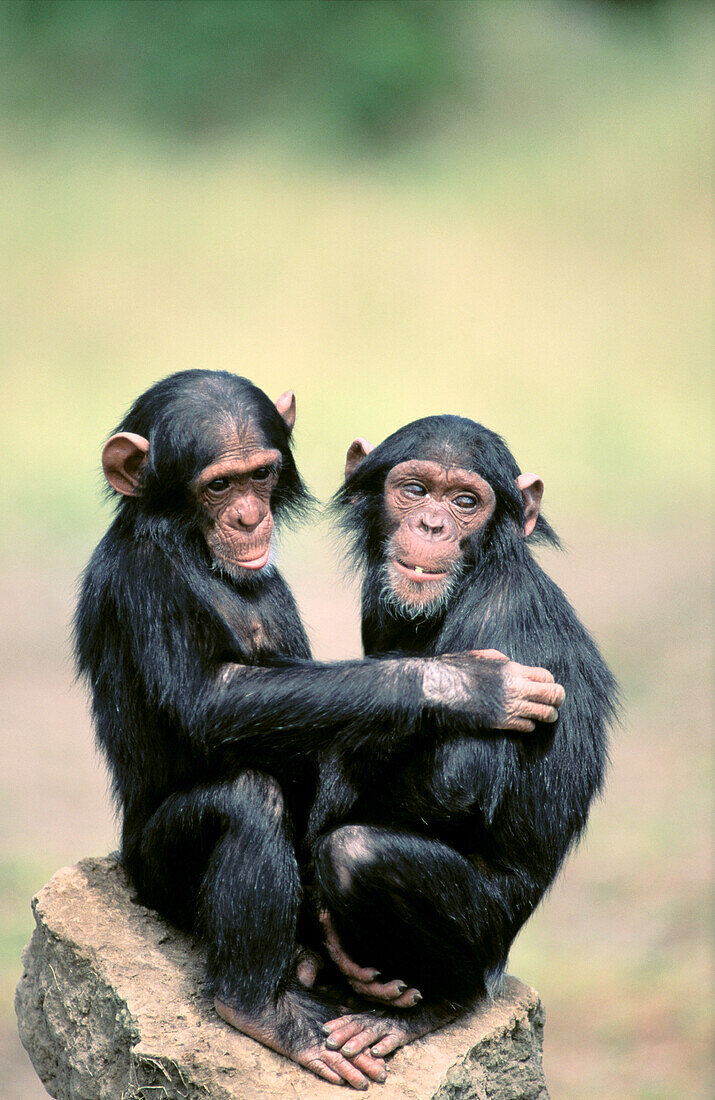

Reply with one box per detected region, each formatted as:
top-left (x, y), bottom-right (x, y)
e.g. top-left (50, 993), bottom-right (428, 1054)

top-left (191, 652), bottom-right (519, 767)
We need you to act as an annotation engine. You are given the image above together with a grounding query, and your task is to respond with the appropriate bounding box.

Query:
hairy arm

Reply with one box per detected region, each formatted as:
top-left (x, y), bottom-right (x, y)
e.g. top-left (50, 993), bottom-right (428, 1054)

top-left (423, 650), bottom-right (564, 733)
top-left (192, 650), bottom-right (530, 766)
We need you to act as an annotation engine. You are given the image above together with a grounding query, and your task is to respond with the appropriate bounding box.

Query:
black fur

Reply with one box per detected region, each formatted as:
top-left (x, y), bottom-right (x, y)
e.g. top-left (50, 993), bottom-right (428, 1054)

top-left (311, 415), bottom-right (618, 1021)
top-left (74, 379), bottom-right (514, 1049)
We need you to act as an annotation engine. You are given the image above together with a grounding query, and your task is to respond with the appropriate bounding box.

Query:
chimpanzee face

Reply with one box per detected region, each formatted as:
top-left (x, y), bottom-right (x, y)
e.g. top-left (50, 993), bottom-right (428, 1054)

top-left (341, 421), bottom-right (545, 622)
top-left (193, 426), bottom-right (282, 579)
top-left (381, 459), bottom-right (495, 614)
top-left (101, 386), bottom-right (297, 584)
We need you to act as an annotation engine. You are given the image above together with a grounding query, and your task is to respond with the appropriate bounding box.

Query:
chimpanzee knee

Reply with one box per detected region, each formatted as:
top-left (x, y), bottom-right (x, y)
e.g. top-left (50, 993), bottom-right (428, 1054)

top-left (313, 824), bottom-right (376, 894)
top-left (133, 772), bottom-right (294, 943)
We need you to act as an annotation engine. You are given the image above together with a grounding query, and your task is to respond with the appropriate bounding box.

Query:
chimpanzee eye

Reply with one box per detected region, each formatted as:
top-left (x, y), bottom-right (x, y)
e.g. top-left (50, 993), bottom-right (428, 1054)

top-left (454, 493), bottom-right (478, 510)
top-left (253, 467), bottom-right (272, 481)
top-left (403, 482), bottom-right (427, 497)
top-left (207, 478), bottom-right (230, 493)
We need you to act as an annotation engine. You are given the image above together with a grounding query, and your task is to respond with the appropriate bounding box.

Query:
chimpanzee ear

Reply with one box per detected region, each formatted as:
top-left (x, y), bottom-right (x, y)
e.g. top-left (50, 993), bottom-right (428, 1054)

top-left (275, 391), bottom-right (296, 434)
top-left (345, 438), bottom-right (374, 481)
top-left (515, 473), bottom-right (544, 537)
top-left (102, 433), bottom-right (150, 496)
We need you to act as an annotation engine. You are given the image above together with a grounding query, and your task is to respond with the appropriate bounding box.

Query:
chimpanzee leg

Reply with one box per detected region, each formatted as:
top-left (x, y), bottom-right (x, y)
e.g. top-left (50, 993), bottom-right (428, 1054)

top-left (132, 771), bottom-right (300, 1009)
top-left (313, 824), bottom-right (501, 1008)
top-left (132, 776), bottom-right (387, 1088)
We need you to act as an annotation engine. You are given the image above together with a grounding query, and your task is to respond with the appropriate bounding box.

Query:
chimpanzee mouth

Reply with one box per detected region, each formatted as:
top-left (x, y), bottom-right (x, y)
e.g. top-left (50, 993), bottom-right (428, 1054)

top-left (235, 547), bottom-right (271, 571)
top-left (394, 559), bottom-right (449, 582)
top-left (210, 544), bottom-right (272, 578)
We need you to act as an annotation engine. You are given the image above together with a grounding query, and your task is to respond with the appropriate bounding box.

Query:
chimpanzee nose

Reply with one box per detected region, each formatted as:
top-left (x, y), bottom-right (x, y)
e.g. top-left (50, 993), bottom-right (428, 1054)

top-left (231, 498), bottom-right (263, 531)
top-left (417, 508), bottom-right (447, 538)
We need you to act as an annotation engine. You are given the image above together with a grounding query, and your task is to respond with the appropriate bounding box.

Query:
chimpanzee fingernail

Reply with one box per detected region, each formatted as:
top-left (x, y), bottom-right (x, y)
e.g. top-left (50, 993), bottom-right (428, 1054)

top-left (322, 1024), bottom-right (332, 1034)
top-left (395, 982), bottom-right (407, 993)
top-left (366, 969), bottom-right (381, 981)
top-left (411, 992), bottom-right (423, 1005)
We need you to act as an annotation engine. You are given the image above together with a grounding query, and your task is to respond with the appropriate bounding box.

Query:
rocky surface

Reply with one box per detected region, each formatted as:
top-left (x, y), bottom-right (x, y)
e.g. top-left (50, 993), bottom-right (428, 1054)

top-left (16, 857), bottom-right (549, 1099)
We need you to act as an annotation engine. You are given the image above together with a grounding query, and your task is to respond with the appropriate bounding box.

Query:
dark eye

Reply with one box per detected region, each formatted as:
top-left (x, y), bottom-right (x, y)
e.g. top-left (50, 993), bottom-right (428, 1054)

top-left (454, 493), bottom-right (478, 510)
top-left (253, 467), bottom-right (272, 481)
top-left (403, 482), bottom-right (427, 497)
top-left (206, 478), bottom-right (230, 493)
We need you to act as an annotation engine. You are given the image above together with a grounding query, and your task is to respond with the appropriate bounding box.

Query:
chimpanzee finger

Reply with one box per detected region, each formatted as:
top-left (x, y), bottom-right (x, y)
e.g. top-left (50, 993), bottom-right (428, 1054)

top-left (317, 1049), bottom-right (372, 1089)
top-left (524, 680), bottom-right (566, 708)
top-left (370, 1030), bottom-right (408, 1057)
top-left (381, 987), bottom-right (422, 1009)
top-left (349, 1051), bottom-right (388, 1083)
top-left (303, 1053), bottom-right (345, 1086)
top-left (323, 1012), bottom-right (367, 1047)
top-left (472, 648), bottom-right (508, 661)
top-left (509, 717), bottom-right (536, 733)
top-left (341, 1026), bottom-right (384, 1057)
top-left (525, 703), bottom-right (560, 724)
top-left (322, 1014), bottom-right (353, 1034)
top-left (550, 683), bottom-right (566, 707)
top-left (520, 665), bottom-right (555, 682)
top-left (349, 977), bottom-right (422, 1007)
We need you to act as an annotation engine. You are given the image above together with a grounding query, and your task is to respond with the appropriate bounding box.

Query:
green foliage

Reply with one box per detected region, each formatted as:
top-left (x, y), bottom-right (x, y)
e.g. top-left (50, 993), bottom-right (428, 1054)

top-left (0, 0), bottom-right (461, 143)
top-left (0, 0), bottom-right (688, 147)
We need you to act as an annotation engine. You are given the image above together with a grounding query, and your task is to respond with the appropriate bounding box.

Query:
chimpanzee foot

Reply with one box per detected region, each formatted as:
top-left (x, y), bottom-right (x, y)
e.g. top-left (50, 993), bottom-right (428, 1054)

top-left (322, 1006), bottom-right (449, 1058)
top-left (319, 910), bottom-right (422, 1008)
top-left (215, 991), bottom-right (388, 1089)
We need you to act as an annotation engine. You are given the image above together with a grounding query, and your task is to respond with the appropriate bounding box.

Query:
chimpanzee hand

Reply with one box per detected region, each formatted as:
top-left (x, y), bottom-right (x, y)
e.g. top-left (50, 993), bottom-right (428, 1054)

top-left (423, 649), bottom-right (565, 733)
top-left (319, 910), bottom-right (423, 1009)
top-left (491, 653), bottom-right (566, 732)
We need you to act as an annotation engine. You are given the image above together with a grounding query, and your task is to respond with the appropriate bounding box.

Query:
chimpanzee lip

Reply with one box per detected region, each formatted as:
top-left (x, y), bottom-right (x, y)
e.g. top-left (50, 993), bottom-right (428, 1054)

top-left (394, 559), bottom-right (449, 581)
top-left (235, 546), bottom-right (271, 570)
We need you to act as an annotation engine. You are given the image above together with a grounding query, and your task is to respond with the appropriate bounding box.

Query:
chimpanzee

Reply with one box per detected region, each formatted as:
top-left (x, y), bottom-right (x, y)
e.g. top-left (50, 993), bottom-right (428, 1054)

top-left (74, 373), bottom-right (563, 1089)
top-left (308, 414), bottom-right (617, 1061)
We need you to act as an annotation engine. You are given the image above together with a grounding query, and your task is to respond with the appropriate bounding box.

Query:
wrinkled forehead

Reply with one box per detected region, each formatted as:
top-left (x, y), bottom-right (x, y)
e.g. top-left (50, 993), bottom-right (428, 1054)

top-left (187, 411), bottom-right (271, 465)
top-left (218, 416), bottom-right (269, 456)
top-left (409, 437), bottom-right (474, 468)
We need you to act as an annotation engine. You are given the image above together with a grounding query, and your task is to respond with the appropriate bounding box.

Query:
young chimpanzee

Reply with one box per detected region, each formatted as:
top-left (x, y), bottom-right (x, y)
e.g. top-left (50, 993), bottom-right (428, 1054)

top-left (74, 374), bottom-right (561, 1089)
top-left (310, 415), bottom-right (617, 1061)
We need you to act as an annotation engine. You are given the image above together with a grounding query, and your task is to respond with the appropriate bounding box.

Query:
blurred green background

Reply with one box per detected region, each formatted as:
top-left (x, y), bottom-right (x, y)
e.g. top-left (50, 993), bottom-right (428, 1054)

top-left (1, 2), bottom-right (712, 1097)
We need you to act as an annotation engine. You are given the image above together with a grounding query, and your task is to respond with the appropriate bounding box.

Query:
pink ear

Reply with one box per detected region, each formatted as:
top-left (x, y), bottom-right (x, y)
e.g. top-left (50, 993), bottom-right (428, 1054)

top-left (275, 391), bottom-right (296, 434)
top-left (102, 433), bottom-right (150, 496)
top-left (515, 472), bottom-right (544, 537)
top-left (345, 437), bottom-right (374, 480)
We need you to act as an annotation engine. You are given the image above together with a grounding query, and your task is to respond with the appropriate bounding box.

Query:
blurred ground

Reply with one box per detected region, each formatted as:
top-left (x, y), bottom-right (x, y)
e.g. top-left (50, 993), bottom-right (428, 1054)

top-left (1, 519), bottom-right (712, 1099)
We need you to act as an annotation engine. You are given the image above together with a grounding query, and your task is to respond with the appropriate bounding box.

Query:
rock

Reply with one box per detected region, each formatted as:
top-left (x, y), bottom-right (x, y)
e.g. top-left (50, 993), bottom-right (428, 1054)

top-left (16, 857), bottom-right (549, 1099)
